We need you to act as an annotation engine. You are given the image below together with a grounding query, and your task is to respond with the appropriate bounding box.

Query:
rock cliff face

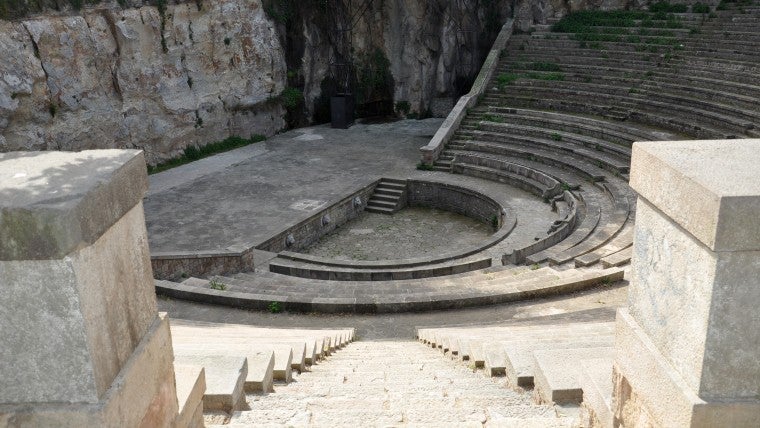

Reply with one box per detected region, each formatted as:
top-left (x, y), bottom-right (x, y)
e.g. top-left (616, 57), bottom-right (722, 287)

top-left (0, 0), bottom-right (634, 161)
top-left (0, 0), bottom-right (285, 163)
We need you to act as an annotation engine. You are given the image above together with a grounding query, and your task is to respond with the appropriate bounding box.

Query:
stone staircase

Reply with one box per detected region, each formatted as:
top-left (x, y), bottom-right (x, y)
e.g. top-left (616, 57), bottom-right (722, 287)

top-left (365, 178), bottom-right (408, 214)
top-left (166, 320), bottom-right (355, 426)
top-left (220, 341), bottom-right (575, 427)
top-left (418, 321), bottom-right (617, 427)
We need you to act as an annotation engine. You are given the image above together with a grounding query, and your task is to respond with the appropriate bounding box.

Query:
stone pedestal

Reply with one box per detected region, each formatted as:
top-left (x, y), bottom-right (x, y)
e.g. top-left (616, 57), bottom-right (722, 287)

top-left (613, 139), bottom-right (760, 427)
top-left (0, 150), bottom-right (180, 427)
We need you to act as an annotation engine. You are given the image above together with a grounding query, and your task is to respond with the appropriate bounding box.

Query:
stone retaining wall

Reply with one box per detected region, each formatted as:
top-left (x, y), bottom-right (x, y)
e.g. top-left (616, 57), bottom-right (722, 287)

top-left (407, 180), bottom-right (503, 227)
top-left (256, 181), bottom-right (377, 253)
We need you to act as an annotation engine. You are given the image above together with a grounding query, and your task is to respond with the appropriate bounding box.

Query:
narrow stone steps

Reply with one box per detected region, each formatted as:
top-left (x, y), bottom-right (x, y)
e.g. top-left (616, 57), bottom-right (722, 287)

top-left (172, 344), bottom-right (276, 393)
top-left (366, 178), bottom-right (407, 214)
top-left (228, 341), bottom-right (569, 426)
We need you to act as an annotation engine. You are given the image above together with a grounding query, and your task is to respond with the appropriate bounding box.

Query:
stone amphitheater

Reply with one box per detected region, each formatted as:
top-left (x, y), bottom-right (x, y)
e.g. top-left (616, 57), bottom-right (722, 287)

top-left (1, 1), bottom-right (759, 427)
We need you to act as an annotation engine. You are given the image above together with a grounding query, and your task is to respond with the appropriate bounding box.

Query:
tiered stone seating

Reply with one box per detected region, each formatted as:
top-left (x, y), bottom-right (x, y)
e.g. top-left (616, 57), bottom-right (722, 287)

top-left (167, 320), bottom-right (354, 421)
top-left (423, 3), bottom-right (760, 298)
top-left (156, 263), bottom-right (624, 313)
top-left (485, 9), bottom-right (760, 140)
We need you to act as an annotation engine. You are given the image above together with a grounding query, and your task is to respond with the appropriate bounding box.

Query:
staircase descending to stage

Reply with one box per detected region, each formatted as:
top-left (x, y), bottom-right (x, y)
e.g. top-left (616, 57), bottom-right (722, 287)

top-left (365, 178), bottom-right (408, 214)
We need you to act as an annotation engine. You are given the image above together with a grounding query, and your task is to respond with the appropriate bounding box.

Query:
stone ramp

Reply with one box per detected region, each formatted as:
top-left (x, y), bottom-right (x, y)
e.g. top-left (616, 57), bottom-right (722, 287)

top-left (221, 341), bottom-right (573, 427)
top-left (167, 320), bottom-right (354, 423)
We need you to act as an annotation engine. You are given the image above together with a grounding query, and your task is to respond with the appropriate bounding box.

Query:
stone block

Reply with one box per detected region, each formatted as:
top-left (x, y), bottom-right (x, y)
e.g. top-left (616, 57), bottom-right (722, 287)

top-left (0, 314), bottom-right (180, 428)
top-left (613, 309), bottom-right (760, 428)
top-left (0, 150), bottom-right (148, 260)
top-left (0, 200), bottom-right (158, 404)
top-left (629, 139), bottom-right (760, 251)
top-left (629, 199), bottom-right (760, 399)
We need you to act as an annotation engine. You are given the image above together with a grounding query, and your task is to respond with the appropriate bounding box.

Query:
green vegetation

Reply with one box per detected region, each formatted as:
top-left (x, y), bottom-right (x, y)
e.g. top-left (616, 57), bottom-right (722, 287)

top-left (268, 301), bottom-right (283, 313)
top-left (483, 114), bottom-right (504, 123)
top-left (148, 134), bottom-right (267, 174)
top-left (496, 72), bottom-right (522, 89)
top-left (281, 87), bottom-right (303, 111)
top-left (525, 72), bottom-right (565, 81)
top-left (692, 3), bottom-right (711, 13)
top-left (552, 8), bottom-right (686, 53)
top-left (395, 101), bottom-right (411, 117)
top-left (529, 62), bottom-right (562, 72)
top-left (649, 2), bottom-right (688, 13)
top-left (416, 162), bottom-right (435, 171)
top-left (355, 48), bottom-right (394, 112)
top-left (530, 263), bottom-right (540, 270)
top-left (717, 0), bottom-right (752, 10)
top-left (550, 133), bottom-right (563, 141)
top-left (209, 279), bottom-right (227, 291)
top-left (491, 215), bottom-right (499, 229)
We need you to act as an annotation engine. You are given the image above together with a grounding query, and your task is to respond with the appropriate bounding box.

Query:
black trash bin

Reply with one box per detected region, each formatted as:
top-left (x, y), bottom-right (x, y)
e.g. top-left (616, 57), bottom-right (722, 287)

top-left (331, 95), bottom-right (354, 129)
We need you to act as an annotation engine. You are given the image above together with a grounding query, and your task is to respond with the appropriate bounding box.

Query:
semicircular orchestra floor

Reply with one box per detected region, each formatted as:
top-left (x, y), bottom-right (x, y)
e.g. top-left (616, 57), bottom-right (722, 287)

top-left (146, 118), bottom-right (628, 313)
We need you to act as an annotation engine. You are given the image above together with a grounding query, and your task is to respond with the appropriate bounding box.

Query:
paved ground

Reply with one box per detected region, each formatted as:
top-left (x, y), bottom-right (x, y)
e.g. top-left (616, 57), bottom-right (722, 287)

top-left (144, 119), bottom-right (556, 254)
top-left (157, 280), bottom-right (628, 340)
top-left (302, 207), bottom-right (492, 261)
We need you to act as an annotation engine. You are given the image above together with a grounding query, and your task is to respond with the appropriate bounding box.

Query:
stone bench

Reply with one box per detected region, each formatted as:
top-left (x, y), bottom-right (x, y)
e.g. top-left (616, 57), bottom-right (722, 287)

top-left (456, 122), bottom-right (632, 172)
top-left (544, 182), bottom-right (632, 266)
top-left (472, 106), bottom-right (647, 149)
top-left (451, 134), bottom-right (612, 181)
top-left (155, 266), bottom-right (624, 313)
top-left (495, 87), bottom-right (751, 137)
top-left (268, 253), bottom-right (493, 281)
top-left (172, 344), bottom-right (275, 393)
top-left (502, 78), bottom-right (760, 127)
top-left (450, 152), bottom-right (563, 198)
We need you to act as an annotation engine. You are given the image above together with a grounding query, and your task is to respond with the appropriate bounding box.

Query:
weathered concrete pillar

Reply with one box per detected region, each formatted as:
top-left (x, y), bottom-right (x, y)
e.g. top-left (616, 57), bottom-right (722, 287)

top-left (0, 150), bottom-right (179, 427)
top-left (613, 139), bottom-right (760, 427)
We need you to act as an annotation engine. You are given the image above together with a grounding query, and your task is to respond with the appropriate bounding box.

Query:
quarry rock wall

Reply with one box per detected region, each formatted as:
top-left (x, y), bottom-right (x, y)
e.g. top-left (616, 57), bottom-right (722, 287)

top-left (1, 0), bottom-right (641, 162)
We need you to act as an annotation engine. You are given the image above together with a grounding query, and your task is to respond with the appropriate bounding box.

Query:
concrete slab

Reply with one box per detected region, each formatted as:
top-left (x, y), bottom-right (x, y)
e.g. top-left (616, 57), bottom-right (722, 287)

top-left (578, 358), bottom-right (613, 428)
top-left (532, 347), bottom-right (614, 404)
top-left (173, 364), bottom-right (206, 428)
top-left (171, 344), bottom-right (274, 393)
top-left (172, 353), bottom-right (247, 412)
